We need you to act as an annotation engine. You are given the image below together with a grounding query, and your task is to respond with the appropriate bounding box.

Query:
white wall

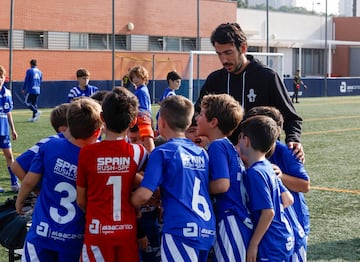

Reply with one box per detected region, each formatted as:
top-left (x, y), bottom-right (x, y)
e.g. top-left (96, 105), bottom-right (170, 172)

top-left (237, 8), bottom-right (333, 76)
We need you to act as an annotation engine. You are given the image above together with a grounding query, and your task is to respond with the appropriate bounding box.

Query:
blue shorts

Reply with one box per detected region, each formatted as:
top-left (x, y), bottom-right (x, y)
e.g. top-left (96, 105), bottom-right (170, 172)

top-left (0, 135), bottom-right (11, 149)
top-left (213, 212), bottom-right (253, 262)
top-left (161, 233), bottom-right (210, 262)
top-left (22, 241), bottom-right (81, 262)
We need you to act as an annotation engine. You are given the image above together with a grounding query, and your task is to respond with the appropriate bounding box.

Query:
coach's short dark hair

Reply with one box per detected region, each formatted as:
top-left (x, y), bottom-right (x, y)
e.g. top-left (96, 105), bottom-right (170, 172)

top-left (210, 22), bottom-right (247, 50)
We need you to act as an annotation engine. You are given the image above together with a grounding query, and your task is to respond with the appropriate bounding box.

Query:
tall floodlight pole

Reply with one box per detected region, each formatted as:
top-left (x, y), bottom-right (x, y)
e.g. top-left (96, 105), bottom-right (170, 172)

top-left (324, 0), bottom-right (328, 96)
top-left (195, 0), bottom-right (200, 102)
top-left (353, 0), bottom-right (357, 16)
top-left (266, 0), bottom-right (269, 65)
top-left (111, 0), bottom-right (115, 88)
top-left (9, 0), bottom-right (14, 90)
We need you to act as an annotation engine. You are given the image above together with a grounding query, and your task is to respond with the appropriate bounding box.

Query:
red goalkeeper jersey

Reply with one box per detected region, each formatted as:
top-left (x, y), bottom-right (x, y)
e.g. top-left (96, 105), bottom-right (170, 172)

top-left (77, 139), bottom-right (147, 246)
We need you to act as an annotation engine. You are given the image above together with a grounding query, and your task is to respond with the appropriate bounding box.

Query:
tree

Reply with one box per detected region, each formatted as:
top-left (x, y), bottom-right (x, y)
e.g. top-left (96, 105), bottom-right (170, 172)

top-left (237, 0), bottom-right (247, 8)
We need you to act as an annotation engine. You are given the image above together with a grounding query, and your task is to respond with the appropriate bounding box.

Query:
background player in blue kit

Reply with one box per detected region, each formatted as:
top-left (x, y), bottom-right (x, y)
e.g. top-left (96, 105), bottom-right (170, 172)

top-left (160, 71), bottom-right (181, 101)
top-left (128, 65), bottom-right (155, 153)
top-left (129, 65), bottom-right (151, 113)
top-left (196, 93), bottom-right (252, 262)
top-left (155, 70), bottom-right (182, 131)
top-left (15, 97), bottom-right (103, 262)
top-left (68, 68), bottom-right (99, 102)
top-left (131, 95), bottom-right (216, 262)
top-left (23, 59), bottom-right (42, 122)
top-left (238, 115), bottom-right (294, 262)
top-left (0, 65), bottom-right (19, 193)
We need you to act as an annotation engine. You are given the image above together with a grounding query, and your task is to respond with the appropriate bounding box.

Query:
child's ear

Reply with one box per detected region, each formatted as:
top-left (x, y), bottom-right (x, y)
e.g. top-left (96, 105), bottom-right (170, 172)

top-left (57, 125), bottom-right (67, 133)
top-left (244, 135), bottom-right (251, 148)
top-left (93, 127), bottom-right (102, 139)
top-left (100, 112), bottom-right (106, 122)
top-left (158, 116), bottom-right (166, 129)
top-left (209, 117), bottom-right (218, 128)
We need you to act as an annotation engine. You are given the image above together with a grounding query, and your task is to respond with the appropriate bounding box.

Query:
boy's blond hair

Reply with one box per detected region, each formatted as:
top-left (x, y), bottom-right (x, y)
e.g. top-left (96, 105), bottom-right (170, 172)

top-left (201, 94), bottom-right (243, 136)
top-left (159, 95), bottom-right (194, 132)
top-left (129, 66), bottom-right (149, 84)
top-left (67, 97), bottom-right (102, 139)
top-left (0, 65), bottom-right (6, 76)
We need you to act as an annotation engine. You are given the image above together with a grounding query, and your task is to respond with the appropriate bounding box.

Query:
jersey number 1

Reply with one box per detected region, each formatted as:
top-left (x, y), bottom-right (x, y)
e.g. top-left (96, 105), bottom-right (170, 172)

top-left (107, 176), bottom-right (122, 221)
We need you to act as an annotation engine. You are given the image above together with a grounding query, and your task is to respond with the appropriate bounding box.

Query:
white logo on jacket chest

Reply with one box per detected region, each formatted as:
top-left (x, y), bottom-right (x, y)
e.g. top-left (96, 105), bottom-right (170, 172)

top-left (247, 88), bottom-right (257, 102)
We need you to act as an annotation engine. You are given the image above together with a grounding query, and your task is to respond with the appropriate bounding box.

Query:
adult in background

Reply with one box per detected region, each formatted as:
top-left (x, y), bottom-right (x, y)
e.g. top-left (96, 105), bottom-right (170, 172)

top-left (194, 22), bottom-right (304, 161)
top-left (292, 69), bottom-right (307, 103)
top-left (23, 59), bottom-right (42, 122)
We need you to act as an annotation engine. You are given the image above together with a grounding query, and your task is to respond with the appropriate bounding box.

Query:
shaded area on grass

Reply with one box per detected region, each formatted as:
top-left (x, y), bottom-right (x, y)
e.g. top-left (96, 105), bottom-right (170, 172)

top-left (308, 238), bottom-right (360, 261)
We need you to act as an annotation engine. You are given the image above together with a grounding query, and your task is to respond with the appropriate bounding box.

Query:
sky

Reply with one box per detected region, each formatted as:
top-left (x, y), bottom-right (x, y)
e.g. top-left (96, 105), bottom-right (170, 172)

top-left (296, 0), bottom-right (340, 15)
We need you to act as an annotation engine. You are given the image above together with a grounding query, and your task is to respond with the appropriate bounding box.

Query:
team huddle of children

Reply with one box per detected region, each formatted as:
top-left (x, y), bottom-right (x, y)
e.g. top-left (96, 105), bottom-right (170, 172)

top-left (9, 65), bottom-right (309, 262)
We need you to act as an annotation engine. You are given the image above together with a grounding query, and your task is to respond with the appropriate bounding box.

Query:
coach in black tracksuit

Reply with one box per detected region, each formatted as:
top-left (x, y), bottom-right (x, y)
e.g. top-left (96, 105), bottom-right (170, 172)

top-left (195, 22), bottom-right (304, 161)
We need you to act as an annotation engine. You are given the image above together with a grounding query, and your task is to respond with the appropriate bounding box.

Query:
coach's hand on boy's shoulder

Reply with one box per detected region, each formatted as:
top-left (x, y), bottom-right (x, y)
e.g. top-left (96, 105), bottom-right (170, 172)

top-left (287, 142), bottom-right (305, 163)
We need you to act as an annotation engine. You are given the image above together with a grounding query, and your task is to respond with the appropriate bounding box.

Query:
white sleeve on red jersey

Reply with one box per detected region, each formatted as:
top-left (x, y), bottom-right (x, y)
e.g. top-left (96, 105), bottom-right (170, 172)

top-left (131, 143), bottom-right (148, 171)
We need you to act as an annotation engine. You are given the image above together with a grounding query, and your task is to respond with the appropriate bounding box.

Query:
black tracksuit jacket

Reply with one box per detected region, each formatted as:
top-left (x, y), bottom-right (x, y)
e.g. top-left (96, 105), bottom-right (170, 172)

top-left (195, 55), bottom-right (302, 145)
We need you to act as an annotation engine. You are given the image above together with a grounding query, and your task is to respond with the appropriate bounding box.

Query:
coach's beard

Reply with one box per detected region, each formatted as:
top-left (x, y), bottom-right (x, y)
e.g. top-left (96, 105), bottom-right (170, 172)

top-left (232, 52), bottom-right (244, 74)
top-left (233, 61), bottom-right (243, 73)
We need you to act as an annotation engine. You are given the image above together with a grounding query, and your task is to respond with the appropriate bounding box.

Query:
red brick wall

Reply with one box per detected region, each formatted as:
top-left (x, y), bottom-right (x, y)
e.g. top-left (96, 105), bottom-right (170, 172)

top-left (1, 0), bottom-right (235, 81)
top-left (332, 17), bottom-right (360, 76)
top-left (0, 50), bottom-right (223, 81)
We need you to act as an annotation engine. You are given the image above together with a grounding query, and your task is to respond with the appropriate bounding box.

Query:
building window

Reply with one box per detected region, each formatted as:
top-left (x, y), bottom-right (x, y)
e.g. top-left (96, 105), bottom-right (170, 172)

top-left (270, 47), bottom-right (277, 53)
top-left (165, 37), bottom-right (180, 51)
top-left (89, 34), bottom-right (108, 49)
top-left (248, 46), bottom-right (260, 52)
top-left (294, 48), bottom-right (324, 76)
top-left (70, 33), bottom-right (88, 49)
top-left (110, 34), bottom-right (127, 50)
top-left (24, 31), bottom-right (47, 48)
top-left (181, 38), bottom-right (196, 51)
top-left (0, 31), bottom-right (8, 48)
top-left (149, 36), bottom-right (163, 51)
